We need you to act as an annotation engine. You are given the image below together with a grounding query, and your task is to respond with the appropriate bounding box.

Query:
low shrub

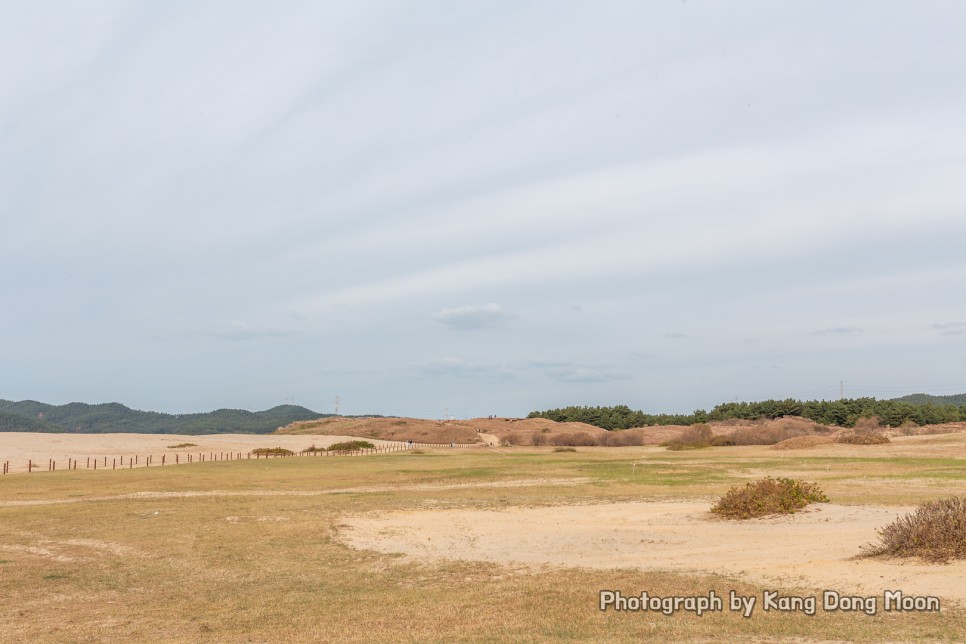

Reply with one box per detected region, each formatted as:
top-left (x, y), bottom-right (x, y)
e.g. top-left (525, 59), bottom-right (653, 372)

top-left (327, 440), bottom-right (375, 452)
top-left (853, 416), bottom-right (882, 433)
top-left (772, 436), bottom-right (835, 450)
top-left (711, 477), bottom-right (829, 519)
top-left (729, 426), bottom-right (803, 446)
top-left (836, 433), bottom-right (890, 445)
top-left (250, 447), bottom-right (295, 456)
top-left (899, 419), bottom-right (920, 435)
top-left (504, 433), bottom-right (533, 446)
top-left (550, 432), bottom-right (596, 447)
top-left (598, 431), bottom-right (646, 447)
top-left (553, 447), bottom-right (577, 453)
top-left (663, 424), bottom-right (713, 450)
top-left (304, 444), bottom-right (325, 453)
top-left (861, 497), bottom-right (966, 562)
top-left (167, 442), bottom-right (197, 449)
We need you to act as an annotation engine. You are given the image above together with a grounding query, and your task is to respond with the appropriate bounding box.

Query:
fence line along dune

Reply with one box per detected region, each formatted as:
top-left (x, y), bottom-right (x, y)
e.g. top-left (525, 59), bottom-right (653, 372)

top-left (0, 433), bottom-right (423, 474)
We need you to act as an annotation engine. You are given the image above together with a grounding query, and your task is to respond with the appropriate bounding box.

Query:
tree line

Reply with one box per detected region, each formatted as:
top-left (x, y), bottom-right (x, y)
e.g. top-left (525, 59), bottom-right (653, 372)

top-left (528, 396), bottom-right (966, 429)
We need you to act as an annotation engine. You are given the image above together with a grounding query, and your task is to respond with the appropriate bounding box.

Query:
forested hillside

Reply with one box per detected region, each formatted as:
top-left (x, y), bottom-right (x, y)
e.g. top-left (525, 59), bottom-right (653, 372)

top-left (892, 393), bottom-right (966, 407)
top-left (530, 395), bottom-right (966, 429)
top-left (0, 400), bottom-right (330, 434)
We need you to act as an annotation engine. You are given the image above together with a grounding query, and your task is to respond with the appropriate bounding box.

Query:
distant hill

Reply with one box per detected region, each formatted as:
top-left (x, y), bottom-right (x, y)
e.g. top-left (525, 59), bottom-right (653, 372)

top-left (0, 400), bottom-right (333, 434)
top-left (892, 393), bottom-right (966, 407)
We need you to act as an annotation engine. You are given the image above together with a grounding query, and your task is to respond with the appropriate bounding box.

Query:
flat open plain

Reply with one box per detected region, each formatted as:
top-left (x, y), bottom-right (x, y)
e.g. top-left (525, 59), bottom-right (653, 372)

top-left (1, 430), bottom-right (964, 642)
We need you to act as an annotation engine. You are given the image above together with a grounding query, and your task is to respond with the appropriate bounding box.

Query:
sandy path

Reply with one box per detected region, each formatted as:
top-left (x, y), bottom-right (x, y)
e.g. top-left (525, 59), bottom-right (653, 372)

top-left (340, 501), bottom-right (966, 604)
top-left (0, 433), bottom-right (406, 473)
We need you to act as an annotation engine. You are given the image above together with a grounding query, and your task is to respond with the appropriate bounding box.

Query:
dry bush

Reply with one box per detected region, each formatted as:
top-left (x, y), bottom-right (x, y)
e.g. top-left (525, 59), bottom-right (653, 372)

top-left (504, 432), bottom-right (533, 446)
top-left (552, 447), bottom-right (577, 453)
top-left (771, 436), bottom-right (835, 450)
top-left (663, 424), bottom-right (713, 450)
top-left (836, 433), bottom-right (890, 445)
top-left (598, 431), bottom-right (645, 447)
top-left (531, 433), bottom-right (548, 446)
top-left (853, 416), bottom-right (882, 433)
top-left (861, 497), bottom-right (966, 562)
top-left (729, 426), bottom-right (803, 446)
top-left (711, 477), bottom-right (829, 519)
top-left (899, 419), bottom-right (920, 435)
top-left (550, 432), bottom-right (596, 447)
top-left (811, 423), bottom-right (832, 434)
top-left (709, 434), bottom-right (736, 447)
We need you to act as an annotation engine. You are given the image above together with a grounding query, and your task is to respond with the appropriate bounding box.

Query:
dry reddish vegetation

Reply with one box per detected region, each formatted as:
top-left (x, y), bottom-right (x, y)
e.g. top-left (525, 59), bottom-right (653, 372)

top-left (277, 414), bottom-right (966, 450)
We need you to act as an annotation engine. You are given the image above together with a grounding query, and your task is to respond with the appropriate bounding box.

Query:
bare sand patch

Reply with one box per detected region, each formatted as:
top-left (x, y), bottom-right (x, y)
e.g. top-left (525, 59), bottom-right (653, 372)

top-left (0, 433), bottom-right (406, 473)
top-left (340, 500), bottom-right (966, 603)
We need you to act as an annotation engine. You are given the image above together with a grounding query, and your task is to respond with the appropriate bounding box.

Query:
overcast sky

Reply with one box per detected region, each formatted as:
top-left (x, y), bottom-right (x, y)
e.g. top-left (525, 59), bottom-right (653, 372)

top-left (3, 1), bottom-right (965, 418)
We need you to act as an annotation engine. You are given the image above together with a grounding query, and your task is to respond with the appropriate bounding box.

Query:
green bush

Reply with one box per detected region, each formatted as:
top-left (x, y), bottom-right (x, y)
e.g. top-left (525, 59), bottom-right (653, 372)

top-left (861, 497), bottom-right (966, 562)
top-left (711, 477), bottom-right (829, 520)
top-left (250, 447), bottom-right (294, 456)
top-left (327, 440), bottom-right (375, 452)
top-left (553, 447), bottom-right (577, 453)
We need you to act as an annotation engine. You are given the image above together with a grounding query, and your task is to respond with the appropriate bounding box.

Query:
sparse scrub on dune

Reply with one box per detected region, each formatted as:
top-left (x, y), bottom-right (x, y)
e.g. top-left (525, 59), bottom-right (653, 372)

top-left (250, 447), bottom-right (295, 456)
top-left (663, 424), bottom-right (713, 450)
top-left (504, 433), bottom-right (533, 446)
top-left (597, 431), bottom-right (646, 447)
top-left (728, 425), bottom-right (804, 446)
top-left (836, 433), bottom-right (890, 445)
top-left (327, 440), bottom-right (375, 452)
top-left (549, 432), bottom-right (596, 447)
top-left (711, 477), bottom-right (829, 519)
top-left (167, 442), bottom-right (197, 448)
top-left (772, 436), bottom-right (835, 450)
top-left (861, 497), bottom-right (966, 562)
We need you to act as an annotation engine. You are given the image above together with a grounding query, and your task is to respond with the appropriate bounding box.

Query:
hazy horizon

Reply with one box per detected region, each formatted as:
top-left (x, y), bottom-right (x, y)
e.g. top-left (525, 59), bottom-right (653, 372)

top-left (4, 2), bottom-right (965, 418)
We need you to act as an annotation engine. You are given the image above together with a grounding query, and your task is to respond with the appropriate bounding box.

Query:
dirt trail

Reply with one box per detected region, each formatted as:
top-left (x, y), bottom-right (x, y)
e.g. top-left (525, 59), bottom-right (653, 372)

top-left (340, 500), bottom-right (966, 604)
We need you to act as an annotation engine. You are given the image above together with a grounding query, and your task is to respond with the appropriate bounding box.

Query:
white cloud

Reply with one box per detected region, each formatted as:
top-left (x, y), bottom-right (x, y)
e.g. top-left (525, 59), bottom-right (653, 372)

top-left (433, 304), bottom-right (512, 329)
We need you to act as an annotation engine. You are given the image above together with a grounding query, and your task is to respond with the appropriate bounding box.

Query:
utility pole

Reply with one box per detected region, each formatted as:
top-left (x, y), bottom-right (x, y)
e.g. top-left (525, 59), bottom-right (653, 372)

top-left (334, 395), bottom-right (340, 416)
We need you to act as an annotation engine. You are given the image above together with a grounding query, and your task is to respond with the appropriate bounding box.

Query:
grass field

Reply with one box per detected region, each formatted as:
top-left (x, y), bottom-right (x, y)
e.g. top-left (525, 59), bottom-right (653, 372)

top-left (1, 435), bottom-right (965, 642)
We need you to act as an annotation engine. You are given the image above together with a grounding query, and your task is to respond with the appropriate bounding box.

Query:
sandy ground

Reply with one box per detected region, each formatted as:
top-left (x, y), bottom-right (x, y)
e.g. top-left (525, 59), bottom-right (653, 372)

top-left (0, 432), bottom-right (407, 473)
top-left (341, 500), bottom-right (966, 604)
